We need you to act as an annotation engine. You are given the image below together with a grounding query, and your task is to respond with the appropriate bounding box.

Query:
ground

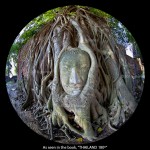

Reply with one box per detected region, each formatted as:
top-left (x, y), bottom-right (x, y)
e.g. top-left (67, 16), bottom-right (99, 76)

top-left (6, 82), bottom-right (115, 144)
top-left (6, 58), bottom-right (144, 144)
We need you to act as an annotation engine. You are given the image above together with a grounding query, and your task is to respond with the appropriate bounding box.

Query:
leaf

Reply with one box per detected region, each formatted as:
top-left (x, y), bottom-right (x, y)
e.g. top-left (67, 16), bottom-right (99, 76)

top-left (76, 137), bottom-right (83, 143)
top-left (97, 127), bottom-right (103, 133)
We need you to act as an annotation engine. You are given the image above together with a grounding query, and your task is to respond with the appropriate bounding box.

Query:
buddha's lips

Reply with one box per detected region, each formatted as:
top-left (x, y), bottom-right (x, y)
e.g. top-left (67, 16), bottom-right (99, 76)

top-left (69, 84), bottom-right (83, 89)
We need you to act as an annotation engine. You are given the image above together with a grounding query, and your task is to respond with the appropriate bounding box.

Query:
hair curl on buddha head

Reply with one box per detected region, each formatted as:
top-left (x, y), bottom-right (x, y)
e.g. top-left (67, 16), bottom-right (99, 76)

top-left (60, 47), bottom-right (90, 62)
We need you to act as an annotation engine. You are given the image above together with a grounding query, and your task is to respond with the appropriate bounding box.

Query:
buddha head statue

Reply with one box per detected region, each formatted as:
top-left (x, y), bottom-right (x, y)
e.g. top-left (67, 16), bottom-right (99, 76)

top-left (59, 48), bottom-right (91, 96)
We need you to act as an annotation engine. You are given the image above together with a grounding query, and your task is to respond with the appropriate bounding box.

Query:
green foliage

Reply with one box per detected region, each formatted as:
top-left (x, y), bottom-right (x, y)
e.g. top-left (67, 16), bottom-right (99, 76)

top-left (9, 6), bottom-right (112, 58)
top-left (97, 127), bottom-right (103, 133)
top-left (89, 7), bottom-right (136, 48)
top-left (5, 65), bottom-right (9, 76)
top-left (7, 7), bottom-right (62, 74)
top-left (89, 7), bottom-right (111, 19)
top-left (10, 7), bottom-right (62, 54)
top-left (89, 7), bottom-right (140, 55)
top-left (7, 6), bottom-right (141, 76)
top-left (76, 137), bottom-right (83, 143)
top-left (10, 41), bottom-right (22, 54)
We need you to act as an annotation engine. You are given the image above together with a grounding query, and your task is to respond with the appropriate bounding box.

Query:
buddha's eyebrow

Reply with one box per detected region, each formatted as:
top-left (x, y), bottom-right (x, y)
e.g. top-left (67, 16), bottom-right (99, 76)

top-left (60, 61), bottom-right (72, 67)
top-left (60, 59), bottom-right (68, 64)
top-left (62, 61), bottom-right (71, 65)
top-left (80, 64), bottom-right (87, 67)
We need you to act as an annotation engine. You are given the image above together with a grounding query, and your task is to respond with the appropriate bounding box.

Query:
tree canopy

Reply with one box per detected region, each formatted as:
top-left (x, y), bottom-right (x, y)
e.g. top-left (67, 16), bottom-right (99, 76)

top-left (7, 5), bottom-right (140, 76)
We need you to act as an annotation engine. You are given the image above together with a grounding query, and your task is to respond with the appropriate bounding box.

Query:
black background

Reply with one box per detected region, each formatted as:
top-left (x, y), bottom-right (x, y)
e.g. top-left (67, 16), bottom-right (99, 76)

top-left (0, 0), bottom-right (149, 149)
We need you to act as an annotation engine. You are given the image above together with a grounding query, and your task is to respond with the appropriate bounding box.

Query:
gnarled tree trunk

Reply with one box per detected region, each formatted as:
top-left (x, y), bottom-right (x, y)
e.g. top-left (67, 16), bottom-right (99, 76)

top-left (17, 6), bottom-right (138, 143)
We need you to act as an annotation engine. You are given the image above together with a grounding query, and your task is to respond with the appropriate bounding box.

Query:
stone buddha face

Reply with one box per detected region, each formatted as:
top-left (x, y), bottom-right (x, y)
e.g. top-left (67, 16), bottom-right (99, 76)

top-left (60, 48), bottom-right (91, 96)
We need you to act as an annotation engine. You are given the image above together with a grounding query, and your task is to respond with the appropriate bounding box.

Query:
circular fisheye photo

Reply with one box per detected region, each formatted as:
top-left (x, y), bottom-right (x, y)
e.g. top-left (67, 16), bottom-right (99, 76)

top-left (6, 5), bottom-right (145, 144)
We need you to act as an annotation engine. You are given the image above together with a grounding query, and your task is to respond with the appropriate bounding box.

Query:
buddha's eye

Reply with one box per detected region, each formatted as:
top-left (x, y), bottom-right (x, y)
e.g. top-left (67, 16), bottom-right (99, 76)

top-left (80, 65), bottom-right (87, 71)
top-left (63, 66), bottom-right (70, 71)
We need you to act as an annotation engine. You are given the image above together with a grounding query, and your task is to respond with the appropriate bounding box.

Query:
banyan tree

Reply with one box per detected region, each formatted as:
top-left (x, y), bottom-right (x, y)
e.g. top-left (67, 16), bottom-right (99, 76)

top-left (16, 6), bottom-right (141, 143)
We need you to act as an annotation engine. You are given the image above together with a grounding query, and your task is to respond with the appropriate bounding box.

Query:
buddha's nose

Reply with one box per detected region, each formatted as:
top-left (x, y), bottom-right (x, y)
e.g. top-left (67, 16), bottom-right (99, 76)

top-left (69, 67), bottom-right (82, 86)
